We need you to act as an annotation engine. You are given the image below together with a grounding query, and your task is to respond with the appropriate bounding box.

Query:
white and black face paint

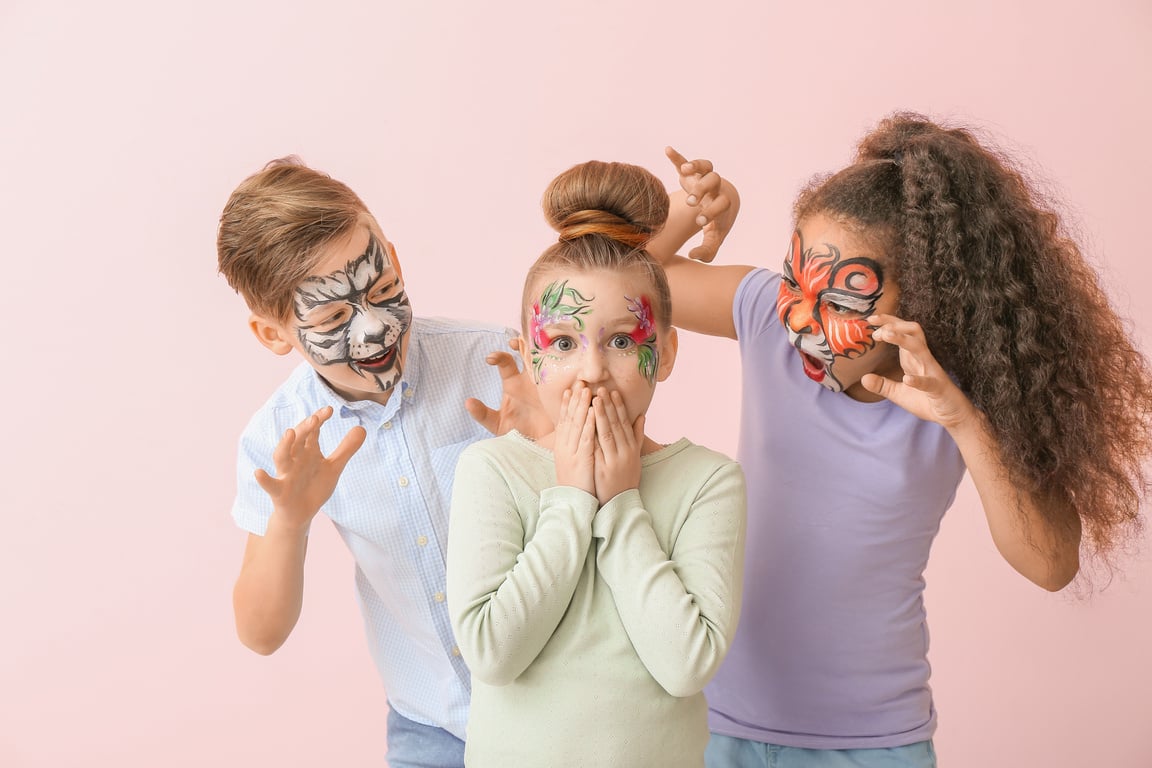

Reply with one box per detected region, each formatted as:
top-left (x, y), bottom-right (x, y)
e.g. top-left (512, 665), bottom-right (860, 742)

top-left (293, 234), bottom-right (413, 393)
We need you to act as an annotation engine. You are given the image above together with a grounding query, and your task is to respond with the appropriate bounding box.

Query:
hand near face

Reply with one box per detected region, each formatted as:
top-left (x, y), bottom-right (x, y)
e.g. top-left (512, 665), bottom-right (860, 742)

top-left (591, 388), bottom-right (644, 506)
top-left (860, 315), bottom-right (979, 430)
top-left (466, 337), bottom-right (554, 439)
top-left (254, 406), bottom-right (367, 529)
top-left (664, 146), bottom-right (737, 263)
top-left (553, 385), bottom-right (597, 497)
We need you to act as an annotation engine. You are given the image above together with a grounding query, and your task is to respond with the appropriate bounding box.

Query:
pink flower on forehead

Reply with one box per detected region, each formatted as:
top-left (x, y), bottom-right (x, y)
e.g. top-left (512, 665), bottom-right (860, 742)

top-left (626, 295), bottom-right (655, 342)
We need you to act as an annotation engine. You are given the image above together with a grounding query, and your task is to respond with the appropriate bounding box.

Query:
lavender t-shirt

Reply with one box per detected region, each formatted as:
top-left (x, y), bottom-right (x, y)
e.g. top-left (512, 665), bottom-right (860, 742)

top-left (705, 269), bottom-right (966, 749)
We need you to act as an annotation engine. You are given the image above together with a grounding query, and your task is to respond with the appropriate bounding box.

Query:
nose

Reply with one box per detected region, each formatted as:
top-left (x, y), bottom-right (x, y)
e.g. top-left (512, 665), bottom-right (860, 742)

top-left (784, 300), bottom-right (816, 336)
top-left (577, 346), bottom-right (609, 385)
top-left (348, 308), bottom-right (389, 357)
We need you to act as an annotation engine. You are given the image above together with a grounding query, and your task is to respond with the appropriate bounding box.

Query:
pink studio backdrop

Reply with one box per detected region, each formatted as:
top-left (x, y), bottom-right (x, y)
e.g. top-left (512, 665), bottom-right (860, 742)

top-left (2, 2), bottom-right (1149, 766)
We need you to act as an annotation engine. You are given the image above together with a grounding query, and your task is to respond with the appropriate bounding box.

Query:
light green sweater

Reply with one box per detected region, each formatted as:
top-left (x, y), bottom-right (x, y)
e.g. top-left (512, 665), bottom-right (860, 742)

top-left (447, 432), bottom-right (746, 768)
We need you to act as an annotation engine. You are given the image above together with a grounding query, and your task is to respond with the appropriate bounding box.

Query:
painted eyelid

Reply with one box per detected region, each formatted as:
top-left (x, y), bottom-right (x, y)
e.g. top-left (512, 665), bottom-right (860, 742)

top-left (822, 294), bottom-right (873, 311)
top-left (368, 278), bottom-right (401, 298)
top-left (304, 307), bottom-right (352, 328)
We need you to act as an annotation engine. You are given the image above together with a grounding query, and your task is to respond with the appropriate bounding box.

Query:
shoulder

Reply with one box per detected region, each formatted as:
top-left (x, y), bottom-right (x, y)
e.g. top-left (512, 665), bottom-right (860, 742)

top-left (461, 431), bottom-right (544, 463)
top-left (732, 268), bottom-right (784, 342)
top-left (456, 433), bottom-right (552, 485)
top-left (414, 316), bottom-right (517, 345)
top-left (241, 364), bottom-right (329, 436)
top-left (733, 268), bottom-right (780, 311)
top-left (647, 439), bottom-right (742, 479)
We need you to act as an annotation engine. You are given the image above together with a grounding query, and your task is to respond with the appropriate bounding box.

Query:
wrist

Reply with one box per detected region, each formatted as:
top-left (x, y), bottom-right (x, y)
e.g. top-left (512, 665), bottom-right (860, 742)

top-left (266, 511), bottom-right (313, 539)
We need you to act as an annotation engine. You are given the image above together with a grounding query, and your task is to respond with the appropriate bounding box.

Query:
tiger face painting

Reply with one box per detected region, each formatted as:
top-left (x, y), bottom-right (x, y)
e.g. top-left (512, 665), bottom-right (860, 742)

top-left (775, 214), bottom-right (901, 399)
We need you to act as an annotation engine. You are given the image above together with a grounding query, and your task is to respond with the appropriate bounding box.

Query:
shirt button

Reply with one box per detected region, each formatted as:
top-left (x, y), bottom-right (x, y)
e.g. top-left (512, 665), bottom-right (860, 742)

top-left (451, 646), bottom-right (461, 657)
top-left (382, 420), bottom-right (393, 430)
top-left (398, 476), bottom-right (409, 487)
top-left (416, 535), bottom-right (428, 547)
top-left (434, 592), bottom-right (445, 603)
top-left (403, 388), bottom-right (414, 399)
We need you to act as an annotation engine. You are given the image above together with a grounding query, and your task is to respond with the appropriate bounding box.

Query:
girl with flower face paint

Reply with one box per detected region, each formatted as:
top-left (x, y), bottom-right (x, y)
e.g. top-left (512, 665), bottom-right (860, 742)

top-left (447, 159), bottom-right (746, 768)
top-left (649, 116), bottom-right (1152, 768)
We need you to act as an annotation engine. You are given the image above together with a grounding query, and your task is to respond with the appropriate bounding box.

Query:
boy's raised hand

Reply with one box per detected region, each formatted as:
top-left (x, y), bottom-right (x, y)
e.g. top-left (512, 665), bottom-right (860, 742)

top-left (254, 406), bottom-right (367, 530)
top-left (664, 146), bottom-right (738, 263)
top-left (466, 338), bottom-right (554, 439)
top-left (860, 315), bottom-right (979, 431)
top-left (591, 389), bottom-right (643, 506)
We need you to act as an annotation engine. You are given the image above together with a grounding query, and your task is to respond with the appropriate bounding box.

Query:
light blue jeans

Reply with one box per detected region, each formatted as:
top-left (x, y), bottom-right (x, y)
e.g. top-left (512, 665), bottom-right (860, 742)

top-left (385, 704), bottom-right (465, 768)
top-left (705, 734), bottom-right (936, 768)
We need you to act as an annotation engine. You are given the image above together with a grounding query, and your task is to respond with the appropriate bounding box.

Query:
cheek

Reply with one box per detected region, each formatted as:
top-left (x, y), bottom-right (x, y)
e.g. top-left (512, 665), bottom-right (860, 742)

top-left (823, 316), bottom-right (876, 357)
top-left (298, 329), bottom-right (347, 365)
top-left (774, 288), bottom-right (793, 326)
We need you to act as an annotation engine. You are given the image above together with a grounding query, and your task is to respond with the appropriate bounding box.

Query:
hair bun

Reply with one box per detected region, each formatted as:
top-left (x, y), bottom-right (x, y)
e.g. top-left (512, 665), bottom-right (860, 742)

top-left (556, 209), bottom-right (650, 249)
top-left (542, 160), bottom-right (668, 251)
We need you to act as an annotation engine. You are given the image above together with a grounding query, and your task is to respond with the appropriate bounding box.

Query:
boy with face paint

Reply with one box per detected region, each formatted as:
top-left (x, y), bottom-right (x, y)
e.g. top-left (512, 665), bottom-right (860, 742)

top-left (217, 157), bottom-right (550, 768)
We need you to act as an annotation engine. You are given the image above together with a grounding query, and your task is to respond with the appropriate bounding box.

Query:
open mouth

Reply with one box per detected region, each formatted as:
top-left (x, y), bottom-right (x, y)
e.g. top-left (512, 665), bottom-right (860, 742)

top-left (354, 346), bottom-right (397, 373)
top-left (798, 350), bottom-right (826, 383)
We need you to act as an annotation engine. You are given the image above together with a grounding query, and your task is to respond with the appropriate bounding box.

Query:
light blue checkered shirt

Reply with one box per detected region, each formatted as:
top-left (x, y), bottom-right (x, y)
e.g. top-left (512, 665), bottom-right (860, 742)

top-left (232, 317), bottom-right (517, 740)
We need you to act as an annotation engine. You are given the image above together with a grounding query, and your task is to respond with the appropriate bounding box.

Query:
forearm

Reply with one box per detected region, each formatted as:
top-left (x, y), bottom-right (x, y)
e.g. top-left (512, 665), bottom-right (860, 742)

top-left (592, 468), bottom-right (746, 696)
top-left (448, 471), bottom-right (596, 685)
top-left (951, 413), bottom-right (1081, 590)
top-left (232, 519), bottom-right (309, 654)
top-left (648, 190), bottom-right (705, 262)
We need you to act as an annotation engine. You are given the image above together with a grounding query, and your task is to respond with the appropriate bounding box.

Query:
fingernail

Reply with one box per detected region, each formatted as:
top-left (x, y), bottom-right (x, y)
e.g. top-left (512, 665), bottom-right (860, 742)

top-left (686, 195), bottom-right (697, 206)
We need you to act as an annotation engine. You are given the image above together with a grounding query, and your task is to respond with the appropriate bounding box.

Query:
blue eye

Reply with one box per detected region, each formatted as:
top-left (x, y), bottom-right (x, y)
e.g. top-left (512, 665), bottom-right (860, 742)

top-left (553, 336), bottom-right (576, 352)
top-left (610, 335), bottom-right (634, 350)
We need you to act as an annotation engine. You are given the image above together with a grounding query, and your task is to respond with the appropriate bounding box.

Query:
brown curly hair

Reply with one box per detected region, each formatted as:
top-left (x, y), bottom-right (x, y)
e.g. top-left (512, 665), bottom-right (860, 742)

top-left (795, 112), bottom-right (1152, 567)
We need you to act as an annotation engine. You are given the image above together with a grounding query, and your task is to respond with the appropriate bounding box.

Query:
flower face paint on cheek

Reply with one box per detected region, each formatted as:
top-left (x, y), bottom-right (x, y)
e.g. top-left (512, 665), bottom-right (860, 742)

top-left (775, 229), bottom-right (885, 390)
top-left (529, 280), bottom-right (593, 383)
top-left (293, 234), bottom-right (413, 393)
top-left (625, 295), bottom-right (659, 385)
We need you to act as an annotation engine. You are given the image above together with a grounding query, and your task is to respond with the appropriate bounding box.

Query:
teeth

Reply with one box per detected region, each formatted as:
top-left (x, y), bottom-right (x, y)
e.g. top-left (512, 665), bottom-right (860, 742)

top-left (357, 349), bottom-right (391, 365)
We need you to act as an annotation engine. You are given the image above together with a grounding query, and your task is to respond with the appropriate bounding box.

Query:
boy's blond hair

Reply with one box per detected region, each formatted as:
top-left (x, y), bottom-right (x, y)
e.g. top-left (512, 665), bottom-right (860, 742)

top-left (217, 157), bottom-right (374, 323)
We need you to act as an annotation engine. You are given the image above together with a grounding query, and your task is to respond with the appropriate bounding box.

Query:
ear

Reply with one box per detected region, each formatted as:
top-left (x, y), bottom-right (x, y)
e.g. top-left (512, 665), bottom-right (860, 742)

top-left (655, 326), bottom-right (678, 383)
top-left (385, 239), bottom-right (405, 284)
top-left (248, 313), bottom-right (294, 356)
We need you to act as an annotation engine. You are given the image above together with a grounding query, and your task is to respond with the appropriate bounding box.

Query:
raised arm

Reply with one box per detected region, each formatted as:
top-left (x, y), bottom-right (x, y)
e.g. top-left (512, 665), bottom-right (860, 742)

top-left (646, 147), bottom-right (755, 340)
top-left (232, 407), bottom-right (366, 653)
top-left (864, 315), bottom-right (1081, 590)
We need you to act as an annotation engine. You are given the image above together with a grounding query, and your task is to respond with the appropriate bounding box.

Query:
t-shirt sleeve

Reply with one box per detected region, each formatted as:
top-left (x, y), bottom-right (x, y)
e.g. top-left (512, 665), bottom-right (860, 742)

top-left (732, 268), bottom-right (781, 343)
top-left (447, 444), bottom-right (597, 687)
top-left (590, 457), bottom-right (747, 698)
top-left (231, 403), bottom-right (305, 536)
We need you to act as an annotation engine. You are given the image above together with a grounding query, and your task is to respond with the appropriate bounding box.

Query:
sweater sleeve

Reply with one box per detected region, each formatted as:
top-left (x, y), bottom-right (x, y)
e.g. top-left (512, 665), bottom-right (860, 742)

top-left (590, 460), bottom-right (747, 697)
top-left (447, 446), bottom-right (598, 686)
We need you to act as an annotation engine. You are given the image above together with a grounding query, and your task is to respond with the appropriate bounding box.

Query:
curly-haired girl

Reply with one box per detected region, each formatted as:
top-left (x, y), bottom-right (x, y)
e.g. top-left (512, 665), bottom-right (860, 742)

top-left (653, 113), bottom-right (1152, 767)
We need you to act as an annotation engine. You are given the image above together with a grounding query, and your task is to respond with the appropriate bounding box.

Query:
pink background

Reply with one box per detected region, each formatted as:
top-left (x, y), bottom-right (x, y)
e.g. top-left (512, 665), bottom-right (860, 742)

top-left (2, 2), bottom-right (1150, 766)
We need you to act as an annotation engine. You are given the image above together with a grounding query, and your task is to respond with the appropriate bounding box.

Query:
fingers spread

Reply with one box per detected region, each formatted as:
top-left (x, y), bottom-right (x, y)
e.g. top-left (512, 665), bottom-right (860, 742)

top-left (330, 426), bottom-right (368, 467)
top-left (486, 350), bottom-right (522, 380)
